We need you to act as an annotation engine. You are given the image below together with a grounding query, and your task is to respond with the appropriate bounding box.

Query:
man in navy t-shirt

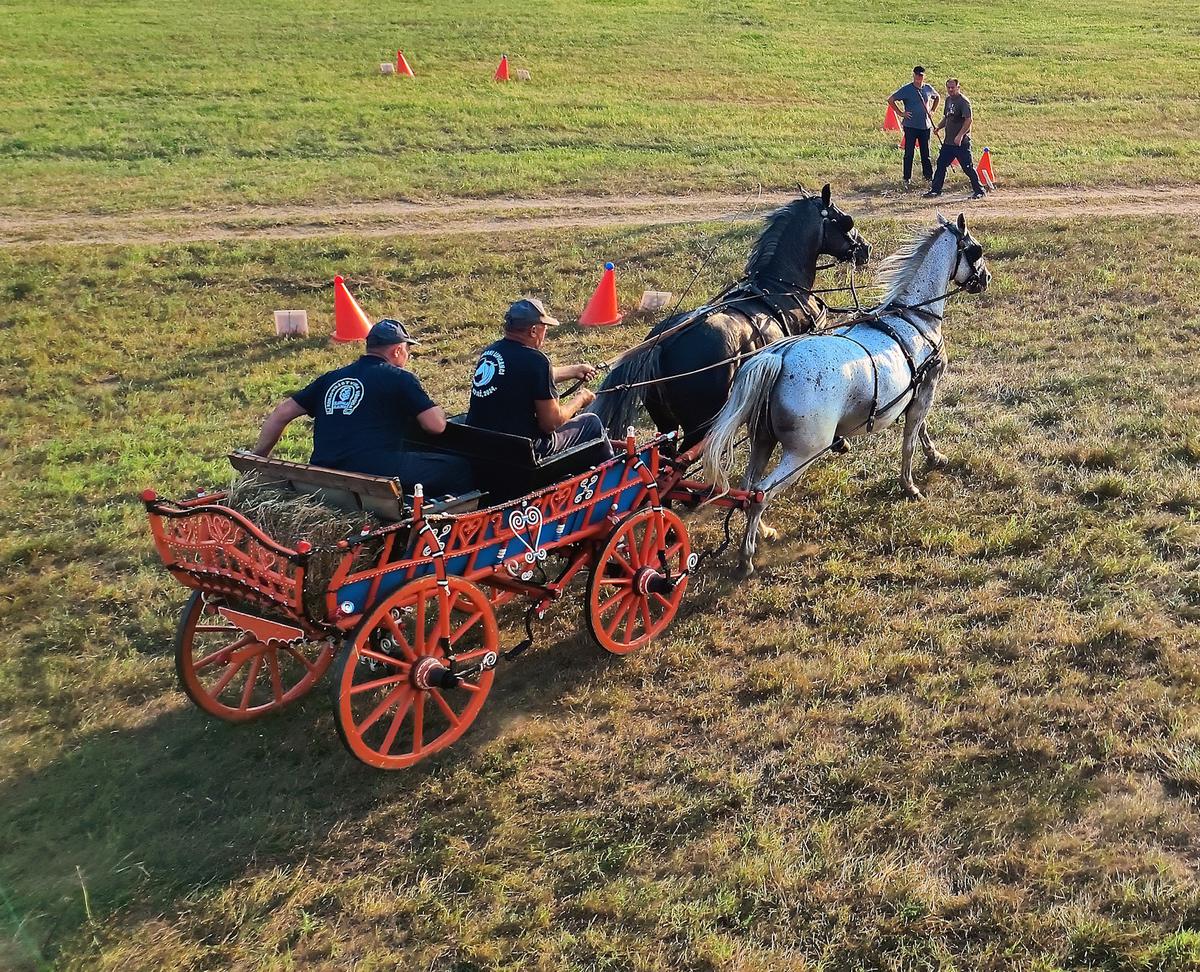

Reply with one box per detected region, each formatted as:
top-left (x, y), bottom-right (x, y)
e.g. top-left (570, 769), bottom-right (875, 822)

top-left (252, 319), bottom-right (470, 495)
top-left (467, 298), bottom-right (613, 459)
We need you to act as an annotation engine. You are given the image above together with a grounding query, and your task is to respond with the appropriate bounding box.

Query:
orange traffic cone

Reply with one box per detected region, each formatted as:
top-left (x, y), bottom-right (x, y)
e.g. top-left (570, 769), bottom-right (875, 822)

top-left (899, 132), bottom-right (905, 150)
top-left (494, 54), bottom-right (510, 81)
top-left (977, 147), bottom-right (996, 189)
top-left (579, 262), bottom-right (623, 326)
top-left (396, 50), bottom-right (415, 77)
top-left (332, 275), bottom-right (372, 342)
top-left (883, 103), bottom-right (901, 132)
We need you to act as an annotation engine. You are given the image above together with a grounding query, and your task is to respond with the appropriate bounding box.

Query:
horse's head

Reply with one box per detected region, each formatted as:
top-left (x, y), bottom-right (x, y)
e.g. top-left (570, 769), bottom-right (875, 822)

top-left (815, 183), bottom-right (871, 269)
top-left (940, 212), bottom-right (990, 293)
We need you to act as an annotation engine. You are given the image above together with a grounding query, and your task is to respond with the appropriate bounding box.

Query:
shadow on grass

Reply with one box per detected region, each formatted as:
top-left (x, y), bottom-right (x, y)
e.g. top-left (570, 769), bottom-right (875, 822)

top-left (0, 567), bottom-right (721, 964)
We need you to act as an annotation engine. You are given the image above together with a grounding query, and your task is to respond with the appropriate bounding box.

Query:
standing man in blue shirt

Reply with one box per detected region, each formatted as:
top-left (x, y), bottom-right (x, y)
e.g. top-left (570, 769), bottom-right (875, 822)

top-left (252, 319), bottom-right (471, 495)
top-left (467, 298), bottom-right (613, 460)
top-left (888, 66), bottom-right (940, 189)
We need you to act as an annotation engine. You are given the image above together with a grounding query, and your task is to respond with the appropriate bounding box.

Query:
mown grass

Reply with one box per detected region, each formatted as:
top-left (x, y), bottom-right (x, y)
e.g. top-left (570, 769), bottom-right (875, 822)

top-left (2, 0), bottom-right (1199, 216)
top-left (1, 215), bottom-right (1200, 970)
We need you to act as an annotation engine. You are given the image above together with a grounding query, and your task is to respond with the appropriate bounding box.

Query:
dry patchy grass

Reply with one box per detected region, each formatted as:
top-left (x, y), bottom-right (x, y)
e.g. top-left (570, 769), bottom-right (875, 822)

top-left (0, 215), bottom-right (1199, 970)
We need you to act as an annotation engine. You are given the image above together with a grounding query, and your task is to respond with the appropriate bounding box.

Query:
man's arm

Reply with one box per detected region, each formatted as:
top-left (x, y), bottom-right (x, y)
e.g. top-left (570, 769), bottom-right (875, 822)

top-left (533, 388), bottom-right (596, 435)
top-left (955, 112), bottom-right (973, 145)
top-left (415, 404), bottom-right (448, 435)
top-left (552, 363), bottom-right (598, 383)
top-left (253, 398), bottom-right (308, 456)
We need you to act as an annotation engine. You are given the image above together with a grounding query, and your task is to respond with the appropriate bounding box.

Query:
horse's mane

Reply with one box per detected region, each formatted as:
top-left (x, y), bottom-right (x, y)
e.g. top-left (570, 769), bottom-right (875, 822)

top-left (744, 194), bottom-right (813, 277)
top-left (875, 223), bottom-right (949, 306)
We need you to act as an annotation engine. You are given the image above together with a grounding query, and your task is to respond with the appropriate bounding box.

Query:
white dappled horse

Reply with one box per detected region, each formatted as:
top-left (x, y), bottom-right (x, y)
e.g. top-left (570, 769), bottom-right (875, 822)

top-left (701, 213), bottom-right (991, 576)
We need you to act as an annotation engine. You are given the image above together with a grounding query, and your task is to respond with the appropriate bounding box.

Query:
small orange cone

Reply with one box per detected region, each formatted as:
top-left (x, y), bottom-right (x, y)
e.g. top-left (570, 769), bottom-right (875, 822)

top-left (883, 103), bottom-right (901, 132)
top-left (494, 54), bottom-right (510, 81)
top-left (977, 147), bottom-right (996, 189)
top-left (332, 275), bottom-right (372, 342)
top-left (899, 132), bottom-right (905, 150)
top-left (396, 50), bottom-right (415, 77)
top-left (579, 262), bottom-right (623, 326)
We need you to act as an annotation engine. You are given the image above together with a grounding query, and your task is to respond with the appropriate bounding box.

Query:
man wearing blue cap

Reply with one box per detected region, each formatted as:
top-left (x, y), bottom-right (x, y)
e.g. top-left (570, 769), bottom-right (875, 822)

top-left (253, 319), bottom-right (470, 494)
top-left (467, 298), bottom-right (613, 459)
top-left (888, 66), bottom-right (940, 188)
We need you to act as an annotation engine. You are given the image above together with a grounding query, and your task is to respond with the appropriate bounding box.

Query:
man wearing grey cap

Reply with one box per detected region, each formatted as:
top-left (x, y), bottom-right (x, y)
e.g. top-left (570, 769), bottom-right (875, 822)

top-left (253, 318), bottom-right (471, 494)
top-left (467, 298), bottom-right (614, 460)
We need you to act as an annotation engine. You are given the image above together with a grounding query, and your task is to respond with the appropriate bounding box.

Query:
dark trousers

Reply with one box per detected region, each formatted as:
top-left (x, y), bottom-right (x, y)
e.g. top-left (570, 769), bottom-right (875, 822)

top-left (931, 137), bottom-right (984, 195)
top-left (534, 412), bottom-right (614, 460)
top-left (391, 450), bottom-right (474, 496)
top-left (902, 126), bottom-right (933, 181)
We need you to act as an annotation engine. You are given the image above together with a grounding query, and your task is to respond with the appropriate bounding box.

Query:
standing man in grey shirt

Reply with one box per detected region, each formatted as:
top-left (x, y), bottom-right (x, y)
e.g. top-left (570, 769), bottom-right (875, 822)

top-left (888, 66), bottom-right (939, 188)
top-left (925, 78), bottom-right (986, 199)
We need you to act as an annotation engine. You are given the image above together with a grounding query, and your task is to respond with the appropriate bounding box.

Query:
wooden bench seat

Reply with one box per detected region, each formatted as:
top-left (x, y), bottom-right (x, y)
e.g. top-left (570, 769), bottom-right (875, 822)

top-left (228, 451), bottom-right (481, 522)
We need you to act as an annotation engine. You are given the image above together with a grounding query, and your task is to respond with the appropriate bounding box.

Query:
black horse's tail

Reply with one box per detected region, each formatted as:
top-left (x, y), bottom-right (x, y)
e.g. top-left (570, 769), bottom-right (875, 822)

top-left (592, 342), bottom-right (663, 438)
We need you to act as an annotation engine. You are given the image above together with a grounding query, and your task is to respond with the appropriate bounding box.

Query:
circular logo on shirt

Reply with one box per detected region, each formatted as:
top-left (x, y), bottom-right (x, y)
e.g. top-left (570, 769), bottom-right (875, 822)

top-left (471, 350), bottom-right (505, 398)
top-left (324, 377), bottom-right (365, 415)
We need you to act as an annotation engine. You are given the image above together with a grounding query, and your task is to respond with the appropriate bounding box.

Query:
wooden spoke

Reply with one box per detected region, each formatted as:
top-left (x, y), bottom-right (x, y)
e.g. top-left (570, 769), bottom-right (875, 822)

top-left (378, 694), bottom-right (414, 757)
top-left (447, 610), bottom-right (484, 645)
top-left (238, 654), bottom-right (264, 710)
top-left (210, 658), bottom-right (246, 697)
top-left (357, 645), bottom-right (412, 670)
top-left (357, 682), bottom-right (412, 735)
top-left (350, 672), bottom-right (410, 696)
top-left (598, 587), bottom-right (629, 615)
top-left (282, 643), bottom-right (319, 673)
top-left (267, 650), bottom-right (284, 703)
top-left (193, 634), bottom-right (253, 671)
top-left (430, 689), bottom-right (462, 727)
top-left (383, 615), bottom-right (418, 660)
top-left (412, 692), bottom-right (425, 755)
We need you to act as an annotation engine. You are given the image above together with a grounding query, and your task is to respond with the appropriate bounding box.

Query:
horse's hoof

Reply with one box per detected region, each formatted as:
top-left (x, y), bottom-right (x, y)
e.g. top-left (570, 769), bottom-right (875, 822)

top-left (926, 452), bottom-right (949, 469)
top-left (904, 487), bottom-right (925, 502)
top-left (735, 561), bottom-right (755, 579)
top-left (759, 524), bottom-right (780, 542)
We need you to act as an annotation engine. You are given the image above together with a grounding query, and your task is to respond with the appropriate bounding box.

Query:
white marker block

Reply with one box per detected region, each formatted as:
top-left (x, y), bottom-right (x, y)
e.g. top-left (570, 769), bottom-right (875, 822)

top-left (380, 62), bottom-right (396, 75)
top-left (274, 310), bottom-right (309, 337)
top-left (637, 290), bottom-right (672, 313)
top-left (514, 68), bottom-right (531, 81)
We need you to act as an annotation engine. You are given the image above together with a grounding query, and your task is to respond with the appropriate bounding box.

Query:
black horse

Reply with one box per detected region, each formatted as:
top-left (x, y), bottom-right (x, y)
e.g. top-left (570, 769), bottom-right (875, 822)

top-left (593, 185), bottom-right (870, 450)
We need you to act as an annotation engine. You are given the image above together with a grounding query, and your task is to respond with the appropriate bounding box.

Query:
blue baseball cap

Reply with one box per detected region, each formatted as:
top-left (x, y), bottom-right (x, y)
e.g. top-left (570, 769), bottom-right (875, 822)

top-left (366, 318), bottom-right (421, 347)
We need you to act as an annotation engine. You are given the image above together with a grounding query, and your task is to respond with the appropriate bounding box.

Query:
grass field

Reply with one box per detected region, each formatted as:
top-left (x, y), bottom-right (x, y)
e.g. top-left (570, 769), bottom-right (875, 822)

top-left (2, 0), bottom-right (1199, 215)
top-left (2, 214), bottom-right (1199, 970)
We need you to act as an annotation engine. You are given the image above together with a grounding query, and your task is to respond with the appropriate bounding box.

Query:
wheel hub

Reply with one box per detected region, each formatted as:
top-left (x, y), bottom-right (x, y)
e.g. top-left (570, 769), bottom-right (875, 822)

top-left (633, 566), bottom-right (675, 597)
top-left (411, 655), bottom-right (457, 690)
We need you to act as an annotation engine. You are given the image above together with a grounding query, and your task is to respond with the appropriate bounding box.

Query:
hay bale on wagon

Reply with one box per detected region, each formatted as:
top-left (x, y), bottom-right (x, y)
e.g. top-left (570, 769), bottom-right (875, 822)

top-left (226, 473), bottom-right (386, 618)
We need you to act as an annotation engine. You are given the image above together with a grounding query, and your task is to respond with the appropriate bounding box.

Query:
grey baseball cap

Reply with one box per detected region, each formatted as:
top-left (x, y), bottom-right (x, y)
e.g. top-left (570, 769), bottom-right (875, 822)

top-left (366, 318), bottom-right (421, 347)
top-left (504, 297), bottom-right (560, 328)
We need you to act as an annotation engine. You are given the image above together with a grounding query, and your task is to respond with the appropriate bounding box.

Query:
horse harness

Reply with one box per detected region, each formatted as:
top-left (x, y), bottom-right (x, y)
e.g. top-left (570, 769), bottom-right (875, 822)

top-left (816, 227), bottom-right (980, 432)
top-left (718, 277), bottom-right (827, 348)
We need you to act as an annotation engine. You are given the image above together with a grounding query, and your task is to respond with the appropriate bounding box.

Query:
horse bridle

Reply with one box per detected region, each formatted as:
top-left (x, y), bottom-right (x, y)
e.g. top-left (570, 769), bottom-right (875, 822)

top-left (817, 202), bottom-right (870, 269)
top-left (948, 225), bottom-right (986, 293)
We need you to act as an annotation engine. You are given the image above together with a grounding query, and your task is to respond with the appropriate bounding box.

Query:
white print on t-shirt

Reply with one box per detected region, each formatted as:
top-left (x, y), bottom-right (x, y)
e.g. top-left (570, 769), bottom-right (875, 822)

top-left (324, 378), bottom-right (365, 415)
top-left (471, 350), bottom-right (506, 398)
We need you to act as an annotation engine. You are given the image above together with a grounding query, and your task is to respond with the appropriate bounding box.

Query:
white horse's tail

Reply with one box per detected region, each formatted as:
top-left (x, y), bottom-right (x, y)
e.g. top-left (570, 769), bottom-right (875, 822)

top-left (700, 350), bottom-right (785, 493)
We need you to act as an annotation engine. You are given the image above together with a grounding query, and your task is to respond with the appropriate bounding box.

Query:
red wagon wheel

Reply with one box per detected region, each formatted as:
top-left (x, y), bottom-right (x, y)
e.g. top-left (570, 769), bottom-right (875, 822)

top-left (586, 507), bottom-right (692, 655)
top-left (175, 591), bottom-right (336, 722)
top-left (332, 576), bottom-right (498, 770)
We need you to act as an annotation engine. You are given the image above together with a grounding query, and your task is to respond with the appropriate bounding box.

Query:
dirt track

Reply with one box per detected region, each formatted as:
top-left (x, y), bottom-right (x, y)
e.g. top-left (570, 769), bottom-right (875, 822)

top-left (2, 184), bottom-right (1196, 247)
